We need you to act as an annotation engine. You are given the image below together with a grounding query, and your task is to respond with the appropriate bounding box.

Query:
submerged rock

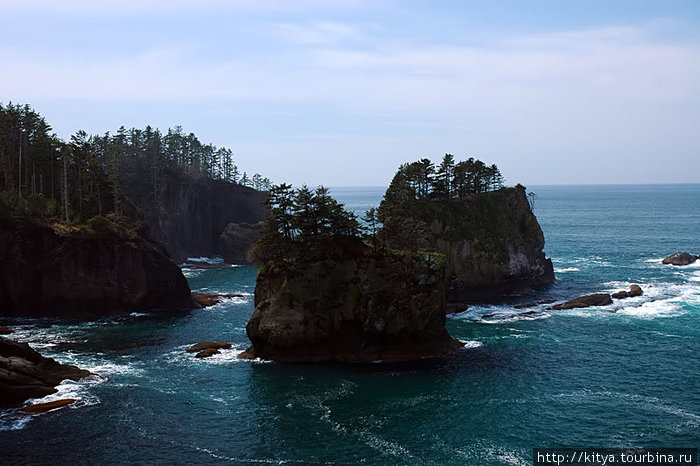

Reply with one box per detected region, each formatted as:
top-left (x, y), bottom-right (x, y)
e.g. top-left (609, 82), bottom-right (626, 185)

top-left (192, 293), bottom-right (244, 308)
top-left (194, 348), bottom-right (220, 358)
top-left (0, 221), bottom-right (196, 318)
top-left (187, 341), bottom-right (231, 352)
top-left (514, 299), bottom-right (556, 310)
top-left (19, 398), bottom-right (77, 414)
top-left (548, 293), bottom-right (612, 310)
top-left (662, 252), bottom-right (698, 266)
top-left (0, 337), bottom-right (92, 409)
top-left (243, 237), bottom-right (462, 363)
top-left (0, 327), bottom-right (13, 335)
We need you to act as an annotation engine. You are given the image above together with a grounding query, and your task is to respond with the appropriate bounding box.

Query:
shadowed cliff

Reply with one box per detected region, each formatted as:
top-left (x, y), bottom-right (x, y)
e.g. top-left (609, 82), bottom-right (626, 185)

top-left (0, 219), bottom-right (196, 317)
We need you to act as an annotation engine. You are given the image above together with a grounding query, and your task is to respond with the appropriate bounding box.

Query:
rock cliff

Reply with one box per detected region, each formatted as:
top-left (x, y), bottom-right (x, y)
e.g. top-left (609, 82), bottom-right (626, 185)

top-left (123, 174), bottom-right (266, 263)
top-left (218, 222), bottom-right (262, 264)
top-left (0, 220), bottom-right (196, 317)
top-left (383, 185), bottom-right (554, 303)
top-left (242, 237), bottom-right (462, 362)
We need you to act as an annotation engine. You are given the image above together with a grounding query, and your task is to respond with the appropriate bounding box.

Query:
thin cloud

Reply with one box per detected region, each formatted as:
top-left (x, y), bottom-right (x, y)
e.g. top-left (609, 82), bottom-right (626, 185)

top-left (271, 22), bottom-right (365, 45)
top-left (1, 0), bottom-right (370, 16)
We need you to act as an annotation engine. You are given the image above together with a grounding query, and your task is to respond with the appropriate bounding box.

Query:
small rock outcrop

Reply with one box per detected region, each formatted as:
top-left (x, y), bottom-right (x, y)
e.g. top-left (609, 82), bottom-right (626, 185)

top-left (0, 221), bottom-right (196, 318)
top-left (0, 327), bottom-right (13, 335)
top-left (191, 293), bottom-right (244, 308)
top-left (548, 293), bottom-right (613, 310)
top-left (662, 252), bottom-right (698, 266)
top-left (194, 348), bottom-right (220, 358)
top-left (19, 398), bottom-right (77, 413)
top-left (612, 284), bottom-right (643, 299)
top-left (243, 238), bottom-right (463, 363)
top-left (186, 342), bottom-right (231, 353)
top-left (0, 337), bottom-right (92, 409)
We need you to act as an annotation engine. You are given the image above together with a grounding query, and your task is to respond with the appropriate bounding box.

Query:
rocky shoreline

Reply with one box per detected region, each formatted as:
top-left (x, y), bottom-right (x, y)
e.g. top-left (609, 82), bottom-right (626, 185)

top-left (0, 336), bottom-right (93, 409)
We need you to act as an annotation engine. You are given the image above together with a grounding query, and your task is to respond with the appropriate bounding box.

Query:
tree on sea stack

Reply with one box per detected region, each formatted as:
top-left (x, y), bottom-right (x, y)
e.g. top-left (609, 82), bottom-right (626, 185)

top-left (247, 184), bottom-right (360, 265)
top-left (242, 182), bottom-right (462, 363)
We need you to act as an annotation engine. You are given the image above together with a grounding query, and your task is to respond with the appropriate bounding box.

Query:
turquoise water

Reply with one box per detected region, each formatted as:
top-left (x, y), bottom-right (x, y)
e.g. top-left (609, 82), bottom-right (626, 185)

top-left (1, 185), bottom-right (698, 465)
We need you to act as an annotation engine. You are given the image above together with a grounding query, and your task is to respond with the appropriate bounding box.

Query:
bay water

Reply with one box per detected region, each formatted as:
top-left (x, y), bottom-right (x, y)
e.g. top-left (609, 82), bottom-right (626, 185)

top-left (1, 184), bottom-right (698, 465)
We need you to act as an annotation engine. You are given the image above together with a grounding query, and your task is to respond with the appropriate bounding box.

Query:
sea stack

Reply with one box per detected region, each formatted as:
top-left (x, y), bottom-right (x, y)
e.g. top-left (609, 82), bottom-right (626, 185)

top-left (242, 237), bottom-right (462, 362)
top-left (379, 180), bottom-right (554, 305)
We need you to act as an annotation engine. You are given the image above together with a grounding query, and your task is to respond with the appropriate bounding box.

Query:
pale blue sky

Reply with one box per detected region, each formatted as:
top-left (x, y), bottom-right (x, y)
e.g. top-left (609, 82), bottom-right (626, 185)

top-left (2, 1), bottom-right (699, 186)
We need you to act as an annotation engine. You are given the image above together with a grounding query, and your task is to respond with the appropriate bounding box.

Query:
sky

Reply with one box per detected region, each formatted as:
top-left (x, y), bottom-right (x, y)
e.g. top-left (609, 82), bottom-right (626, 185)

top-left (2, 0), bottom-right (699, 186)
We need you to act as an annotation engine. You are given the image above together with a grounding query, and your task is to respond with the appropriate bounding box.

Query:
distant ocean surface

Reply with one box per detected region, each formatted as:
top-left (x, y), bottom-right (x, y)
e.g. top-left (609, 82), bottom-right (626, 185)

top-left (1, 184), bottom-right (698, 465)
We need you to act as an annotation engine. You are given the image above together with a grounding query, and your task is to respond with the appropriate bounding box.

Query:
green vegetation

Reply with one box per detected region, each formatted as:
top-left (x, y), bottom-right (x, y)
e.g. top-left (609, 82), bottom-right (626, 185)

top-left (0, 102), bottom-right (270, 233)
top-left (250, 155), bottom-right (504, 264)
top-left (376, 154), bottom-right (504, 251)
top-left (248, 184), bottom-right (360, 265)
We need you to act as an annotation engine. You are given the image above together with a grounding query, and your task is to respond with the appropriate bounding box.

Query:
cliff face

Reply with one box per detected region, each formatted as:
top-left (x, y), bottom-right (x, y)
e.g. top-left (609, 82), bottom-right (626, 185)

top-left (218, 222), bottom-right (262, 264)
top-left (427, 186), bottom-right (554, 302)
top-left (0, 220), bottom-right (196, 317)
top-left (123, 175), bottom-right (267, 263)
top-left (244, 238), bottom-right (462, 362)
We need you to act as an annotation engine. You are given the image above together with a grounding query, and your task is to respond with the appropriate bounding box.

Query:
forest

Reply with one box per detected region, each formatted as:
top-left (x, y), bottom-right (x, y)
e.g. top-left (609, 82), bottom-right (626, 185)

top-left (248, 184), bottom-right (360, 264)
top-left (0, 103), bottom-right (270, 227)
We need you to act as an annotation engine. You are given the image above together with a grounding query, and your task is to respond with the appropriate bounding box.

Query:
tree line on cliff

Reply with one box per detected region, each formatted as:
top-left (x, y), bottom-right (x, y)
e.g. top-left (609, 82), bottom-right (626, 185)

top-left (0, 103), bottom-right (270, 228)
top-left (373, 154), bottom-right (504, 251)
top-left (249, 155), bottom-right (504, 264)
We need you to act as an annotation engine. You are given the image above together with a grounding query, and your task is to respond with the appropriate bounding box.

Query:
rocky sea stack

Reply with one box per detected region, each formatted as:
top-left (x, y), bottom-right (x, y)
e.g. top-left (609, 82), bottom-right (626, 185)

top-left (242, 157), bottom-right (553, 363)
top-left (243, 237), bottom-right (462, 362)
top-left (426, 185), bottom-right (554, 303)
top-left (377, 158), bottom-right (554, 305)
top-left (0, 219), bottom-right (195, 317)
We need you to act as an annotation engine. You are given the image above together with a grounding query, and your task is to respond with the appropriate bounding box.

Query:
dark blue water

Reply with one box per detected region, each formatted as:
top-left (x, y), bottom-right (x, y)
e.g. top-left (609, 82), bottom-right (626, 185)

top-left (1, 185), bottom-right (698, 465)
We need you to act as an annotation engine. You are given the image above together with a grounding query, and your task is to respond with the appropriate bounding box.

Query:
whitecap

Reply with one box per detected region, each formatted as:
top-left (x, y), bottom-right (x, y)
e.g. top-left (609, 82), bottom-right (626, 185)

top-left (184, 256), bottom-right (224, 265)
top-left (554, 267), bottom-right (580, 273)
top-left (163, 344), bottom-right (270, 365)
top-left (616, 298), bottom-right (687, 319)
top-left (480, 313), bottom-right (551, 324)
top-left (23, 376), bottom-right (103, 411)
top-left (459, 340), bottom-right (483, 349)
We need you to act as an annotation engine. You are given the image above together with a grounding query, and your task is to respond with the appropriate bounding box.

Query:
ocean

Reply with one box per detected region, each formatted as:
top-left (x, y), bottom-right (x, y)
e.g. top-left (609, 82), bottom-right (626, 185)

top-left (1, 184), bottom-right (698, 465)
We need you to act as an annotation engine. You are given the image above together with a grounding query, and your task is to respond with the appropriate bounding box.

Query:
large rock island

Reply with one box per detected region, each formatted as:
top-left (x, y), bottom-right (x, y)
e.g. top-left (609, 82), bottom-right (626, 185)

top-left (0, 219), bottom-right (195, 317)
top-left (377, 156), bottom-right (553, 305)
top-left (243, 237), bottom-right (461, 362)
top-left (241, 157), bottom-right (554, 362)
top-left (240, 185), bottom-right (462, 362)
top-left (419, 185), bottom-right (553, 303)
